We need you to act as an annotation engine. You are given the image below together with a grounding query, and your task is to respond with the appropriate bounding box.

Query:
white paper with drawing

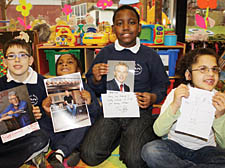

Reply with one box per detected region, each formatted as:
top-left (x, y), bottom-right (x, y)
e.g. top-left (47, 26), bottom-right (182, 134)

top-left (102, 92), bottom-right (139, 118)
top-left (175, 86), bottom-right (216, 140)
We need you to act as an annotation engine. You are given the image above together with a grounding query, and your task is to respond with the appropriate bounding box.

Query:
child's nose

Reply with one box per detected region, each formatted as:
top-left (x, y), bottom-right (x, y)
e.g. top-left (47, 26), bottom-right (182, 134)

top-left (15, 56), bottom-right (20, 62)
top-left (207, 69), bottom-right (215, 75)
top-left (123, 23), bottom-right (129, 30)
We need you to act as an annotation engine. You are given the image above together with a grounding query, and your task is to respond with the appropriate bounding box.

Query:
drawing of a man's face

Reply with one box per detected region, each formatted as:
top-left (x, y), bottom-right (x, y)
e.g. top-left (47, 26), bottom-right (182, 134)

top-left (114, 63), bottom-right (128, 83)
top-left (9, 95), bottom-right (19, 106)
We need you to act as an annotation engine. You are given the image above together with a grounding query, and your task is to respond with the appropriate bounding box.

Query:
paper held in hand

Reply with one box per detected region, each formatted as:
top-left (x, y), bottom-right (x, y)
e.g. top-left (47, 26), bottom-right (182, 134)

top-left (175, 86), bottom-right (216, 140)
top-left (102, 91), bottom-right (140, 118)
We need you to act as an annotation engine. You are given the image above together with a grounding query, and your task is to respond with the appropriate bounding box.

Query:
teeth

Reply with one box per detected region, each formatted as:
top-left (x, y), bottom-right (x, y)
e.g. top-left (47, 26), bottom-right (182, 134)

top-left (205, 79), bottom-right (214, 85)
top-left (62, 69), bottom-right (69, 72)
top-left (123, 34), bottom-right (130, 37)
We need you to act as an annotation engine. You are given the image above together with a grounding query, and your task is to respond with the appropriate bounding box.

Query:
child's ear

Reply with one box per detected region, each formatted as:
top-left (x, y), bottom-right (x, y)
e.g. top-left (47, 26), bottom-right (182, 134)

top-left (112, 25), bottom-right (115, 34)
top-left (28, 56), bottom-right (34, 66)
top-left (138, 24), bottom-right (142, 33)
top-left (3, 58), bottom-right (8, 67)
top-left (185, 69), bottom-right (192, 81)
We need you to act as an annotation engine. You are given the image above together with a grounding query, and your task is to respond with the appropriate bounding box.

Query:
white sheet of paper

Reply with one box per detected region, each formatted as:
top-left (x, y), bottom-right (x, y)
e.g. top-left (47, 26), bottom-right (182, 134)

top-left (175, 87), bottom-right (216, 140)
top-left (102, 92), bottom-right (140, 118)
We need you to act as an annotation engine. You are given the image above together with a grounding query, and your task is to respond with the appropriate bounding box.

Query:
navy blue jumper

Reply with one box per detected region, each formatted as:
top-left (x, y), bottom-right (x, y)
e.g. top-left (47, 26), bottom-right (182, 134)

top-left (80, 43), bottom-right (170, 168)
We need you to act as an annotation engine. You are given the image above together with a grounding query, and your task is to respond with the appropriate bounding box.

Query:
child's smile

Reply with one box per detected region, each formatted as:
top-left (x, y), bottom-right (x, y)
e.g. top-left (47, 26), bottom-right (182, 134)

top-left (113, 9), bottom-right (141, 48)
top-left (190, 55), bottom-right (219, 91)
top-left (13, 64), bottom-right (23, 70)
top-left (4, 46), bottom-right (33, 82)
top-left (56, 54), bottom-right (78, 76)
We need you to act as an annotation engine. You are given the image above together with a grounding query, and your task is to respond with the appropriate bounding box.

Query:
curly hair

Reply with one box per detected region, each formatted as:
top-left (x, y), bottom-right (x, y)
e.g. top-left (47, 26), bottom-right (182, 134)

top-left (176, 48), bottom-right (220, 85)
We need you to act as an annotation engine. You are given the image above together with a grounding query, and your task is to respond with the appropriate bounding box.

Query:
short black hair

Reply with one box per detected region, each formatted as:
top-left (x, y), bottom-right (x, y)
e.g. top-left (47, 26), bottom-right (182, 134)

top-left (3, 39), bottom-right (32, 57)
top-left (112, 5), bottom-right (140, 24)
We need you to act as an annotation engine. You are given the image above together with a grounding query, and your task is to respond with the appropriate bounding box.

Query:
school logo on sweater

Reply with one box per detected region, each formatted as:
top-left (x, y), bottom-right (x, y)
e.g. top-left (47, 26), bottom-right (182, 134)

top-left (135, 63), bottom-right (142, 76)
top-left (29, 94), bottom-right (38, 105)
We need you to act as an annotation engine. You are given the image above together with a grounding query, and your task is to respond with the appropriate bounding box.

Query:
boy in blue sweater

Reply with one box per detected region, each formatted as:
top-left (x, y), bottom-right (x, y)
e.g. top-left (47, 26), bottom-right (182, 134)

top-left (0, 39), bottom-right (49, 168)
top-left (78, 5), bottom-right (170, 168)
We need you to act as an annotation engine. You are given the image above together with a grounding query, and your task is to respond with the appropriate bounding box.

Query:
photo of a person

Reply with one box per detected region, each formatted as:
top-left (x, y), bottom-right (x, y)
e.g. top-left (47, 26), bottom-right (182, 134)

top-left (64, 90), bottom-right (76, 116)
top-left (107, 62), bottom-right (130, 92)
top-left (0, 91), bottom-right (31, 129)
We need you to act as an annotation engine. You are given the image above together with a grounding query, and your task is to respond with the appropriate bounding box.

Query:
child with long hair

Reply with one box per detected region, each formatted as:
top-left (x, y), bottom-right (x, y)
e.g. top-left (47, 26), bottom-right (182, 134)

top-left (142, 48), bottom-right (225, 168)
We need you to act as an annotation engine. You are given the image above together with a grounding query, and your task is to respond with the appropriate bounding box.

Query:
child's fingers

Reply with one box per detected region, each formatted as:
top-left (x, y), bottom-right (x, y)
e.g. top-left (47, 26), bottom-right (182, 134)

top-left (93, 63), bottom-right (108, 76)
top-left (213, 95), bottom-right (225, 111)
top-left (33, 112), bottom-right (42, 120)
top-left (32, 105), bottom-right (42, 120)
top-left (136, 92), bottom-right (151, 108)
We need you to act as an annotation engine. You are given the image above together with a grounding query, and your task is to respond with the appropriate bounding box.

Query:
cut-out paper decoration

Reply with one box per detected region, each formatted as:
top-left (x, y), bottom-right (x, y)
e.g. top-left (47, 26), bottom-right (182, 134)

top-left (16, 0), bottom-right (32, 30)
top-left (197, 0), bottom-right (217, 9)
top-left (195, 14), bottom-right (206, 29)
top-left (208, 17), bottom-right (215, 28)
top-left (97, 0), bottom-right (113, 10)
top-left (196, 0), bottom-right (217, 30)
top-left (17, 17), bottom-right (31, 30)
top-left (62, 4), bottom-right (72, 22)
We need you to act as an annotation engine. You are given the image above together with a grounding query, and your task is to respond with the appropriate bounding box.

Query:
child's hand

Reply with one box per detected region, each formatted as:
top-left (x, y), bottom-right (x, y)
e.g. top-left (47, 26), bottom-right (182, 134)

top-left (136, 92), bottom-right (157, 109)
top-left (81, 90), bottom-right (91, 105)
top-left (92, 63), bottom-right (108, 83)
top-left (213, 92), bottom-right (225, 118)
top-left (32, 105), bottom-right (42, 120)
top-left (170, 84), bottom-right (189, 114)
top-left (42, 96), bottom-right (52, 116)
top-left (0, 115), bottom-right (12, 121)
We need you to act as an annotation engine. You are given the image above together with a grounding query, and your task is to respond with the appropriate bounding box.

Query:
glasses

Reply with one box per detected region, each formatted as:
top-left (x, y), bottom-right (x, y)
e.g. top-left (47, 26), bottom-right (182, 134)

top-left (190, 66), bottom-right (221, 74)
top-left (5, 53), bottom-right (30, 60)
top-left (9, 97), bottom-right (18, 101)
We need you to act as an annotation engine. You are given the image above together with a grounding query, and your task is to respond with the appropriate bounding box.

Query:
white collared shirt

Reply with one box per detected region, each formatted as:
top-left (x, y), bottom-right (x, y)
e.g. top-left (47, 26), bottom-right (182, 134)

top-left (115, 78), bottom-right (124, 91)
top-left (7, 67), bottom-right (38, 84)
top-left (114, 37), bottom-right (140, 54)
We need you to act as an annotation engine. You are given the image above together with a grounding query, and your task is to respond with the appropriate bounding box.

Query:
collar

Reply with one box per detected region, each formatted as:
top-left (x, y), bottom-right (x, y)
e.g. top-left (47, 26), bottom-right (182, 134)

top-left (115, 37), bottom-right (140, 54)
top-left (115, 78), bottom-right (123, 86)
top-left (7, 67), bottom-right (38, 84)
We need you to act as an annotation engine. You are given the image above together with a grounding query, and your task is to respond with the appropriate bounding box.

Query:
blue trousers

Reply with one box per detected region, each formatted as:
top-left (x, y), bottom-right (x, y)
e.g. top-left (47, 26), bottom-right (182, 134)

top-left (142, 139), bottom-right (225, 168)
top-left (66, 104), bottom-right (76, 116)
top-left (80, 110), bottom-right (158, 168)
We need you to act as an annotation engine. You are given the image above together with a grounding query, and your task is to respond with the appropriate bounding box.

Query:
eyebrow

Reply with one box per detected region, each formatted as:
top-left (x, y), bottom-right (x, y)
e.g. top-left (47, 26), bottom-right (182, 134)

top-left (7, 51), bottom-right (28, 55)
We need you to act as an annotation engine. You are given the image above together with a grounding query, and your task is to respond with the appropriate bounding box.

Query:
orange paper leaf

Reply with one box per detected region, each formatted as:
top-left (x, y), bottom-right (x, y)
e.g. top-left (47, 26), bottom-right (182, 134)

top-left (197, 0), bottom-right (217, 9)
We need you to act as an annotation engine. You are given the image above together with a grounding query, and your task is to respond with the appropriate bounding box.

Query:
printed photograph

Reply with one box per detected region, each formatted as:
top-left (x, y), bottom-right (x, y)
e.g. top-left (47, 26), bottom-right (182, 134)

top-left (0, 85), bottom-right (39, 143)
top-left (44, 72), bottom-right (91, 132)
top-left (107, 60), bottom-right (135, 92)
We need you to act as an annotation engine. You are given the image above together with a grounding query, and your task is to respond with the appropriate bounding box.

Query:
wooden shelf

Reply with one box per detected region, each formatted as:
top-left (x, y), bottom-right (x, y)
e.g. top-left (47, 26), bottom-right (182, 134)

top-left (35, 42), bottom-right (186, 77)
top-left (36, 44), bottom-right (105, 76)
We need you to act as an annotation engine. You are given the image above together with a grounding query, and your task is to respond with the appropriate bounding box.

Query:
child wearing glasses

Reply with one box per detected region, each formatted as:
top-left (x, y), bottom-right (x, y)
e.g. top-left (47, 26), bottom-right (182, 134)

top-left (0, 39), bottom-right (49, 168)
top-left (141, 48), bottom-right (225, 168)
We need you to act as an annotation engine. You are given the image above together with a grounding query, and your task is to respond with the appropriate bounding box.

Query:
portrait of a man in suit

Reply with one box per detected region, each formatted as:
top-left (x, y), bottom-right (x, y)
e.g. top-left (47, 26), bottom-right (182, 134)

top-left (107, 62), bottom-right (130, 92)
